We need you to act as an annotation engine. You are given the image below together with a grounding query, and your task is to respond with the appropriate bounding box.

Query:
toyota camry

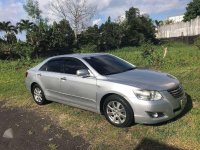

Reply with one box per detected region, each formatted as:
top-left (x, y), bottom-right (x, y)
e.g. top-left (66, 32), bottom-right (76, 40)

top-left (25, 53), bottom-right (187, 127)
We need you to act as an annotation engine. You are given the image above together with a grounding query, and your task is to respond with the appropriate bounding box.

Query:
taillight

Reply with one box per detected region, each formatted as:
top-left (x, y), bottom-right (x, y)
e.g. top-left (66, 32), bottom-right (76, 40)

top-left (25, 72), bottom-right (28, 77)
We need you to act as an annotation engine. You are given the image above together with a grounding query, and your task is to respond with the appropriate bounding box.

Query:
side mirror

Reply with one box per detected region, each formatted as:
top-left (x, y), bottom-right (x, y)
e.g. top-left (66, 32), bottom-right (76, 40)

top-left (76, 69), bottom-right (90, 77)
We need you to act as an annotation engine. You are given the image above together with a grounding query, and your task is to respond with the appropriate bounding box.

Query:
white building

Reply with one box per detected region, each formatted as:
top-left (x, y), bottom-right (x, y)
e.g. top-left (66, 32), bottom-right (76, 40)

top-left (157, 16), bottom-right (200, 38)
top-left (168, 15), bottom-right (184, 23)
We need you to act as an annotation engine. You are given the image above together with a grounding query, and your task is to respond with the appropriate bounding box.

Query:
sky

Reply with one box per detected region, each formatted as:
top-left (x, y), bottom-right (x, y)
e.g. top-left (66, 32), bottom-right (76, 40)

top-left (0, 0), bottom-right (191, 40)
top-left (0, 0), bottom-right (191, 24)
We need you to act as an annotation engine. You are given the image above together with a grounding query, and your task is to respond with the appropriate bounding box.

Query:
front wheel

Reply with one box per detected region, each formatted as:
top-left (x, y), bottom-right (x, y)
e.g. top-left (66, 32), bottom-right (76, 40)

top-left (103, 95), bottom-right (134, 127)
top-left (32, 84), bottom-right (47, 105)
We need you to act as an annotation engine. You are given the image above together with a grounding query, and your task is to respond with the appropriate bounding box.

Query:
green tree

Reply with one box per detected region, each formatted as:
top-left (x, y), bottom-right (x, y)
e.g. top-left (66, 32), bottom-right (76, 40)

top-left (122, 7), bottom-right (144, 46)
top-left (122, 7), bottom-right (156, 47)
top-left (6, 32), bottom-right (17, 44)
top-left (0, 22), bottom-right (17, 58)
top-left (0, 21), bottom-right (17, 35)
top-left (98, 16), bottom-right (124, 51)
top-left (25, 19), bottom-right (74, 57)
top-left (17, 19), bottom-right (34, 33)
top-left (126, 7), bottom-right (140, 23)
top-left (155, 20), bottom-right (163, 27)
top-left (23, 0), bottom-right (46, 57)
top-left (79, 24), bottom-right (100, 48)
top-left (51, 19), bottom-right (75, 51)
top-left (26, 20), bottom-right (49, 57)
top-left (13, 42), bottom-right (34, 59)
top-left (50, 0), bottom-right (96, 47)
top-left (0, 21), bottom-right (18, 43)
top-left (17, 19), bottom-right (35, 43)
top-left (139, 15), bottom-right (156, 42)
top-left (184, 0), bottom-right (200, 22)
top-left (23, 0), bottom-right (42, 23)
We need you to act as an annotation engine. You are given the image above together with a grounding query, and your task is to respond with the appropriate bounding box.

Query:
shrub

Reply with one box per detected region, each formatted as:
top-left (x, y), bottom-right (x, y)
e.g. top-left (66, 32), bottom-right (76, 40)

top-left (0, 43), bottom-right (15, 59)
top-left (13, 42), bottom-right (34, 60)
top-left (141, 42), bottom-right (164, 68)
top-left (80, 44), bottom-right (97, 53)
top-left (194, 36), bottom-right (200, 50)
top-left (0, 42), bottom-right (34, 60)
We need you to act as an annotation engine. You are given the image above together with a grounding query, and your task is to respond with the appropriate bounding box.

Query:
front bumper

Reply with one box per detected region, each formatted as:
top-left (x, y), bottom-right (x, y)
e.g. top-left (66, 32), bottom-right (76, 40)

top-left (128, 91), bottom-right (187, 124)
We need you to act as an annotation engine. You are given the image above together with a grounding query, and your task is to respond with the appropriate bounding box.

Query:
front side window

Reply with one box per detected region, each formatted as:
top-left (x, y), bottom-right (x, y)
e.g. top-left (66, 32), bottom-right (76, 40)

top-left (63, 58), bottom-right (88, 75)
top-left (83, 55), bottom-right (135, 75)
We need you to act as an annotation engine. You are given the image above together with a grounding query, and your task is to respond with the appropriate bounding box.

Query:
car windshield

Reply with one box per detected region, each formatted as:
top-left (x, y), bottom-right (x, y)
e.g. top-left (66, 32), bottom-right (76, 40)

top-left (83, 55), bottom-right (135, 75)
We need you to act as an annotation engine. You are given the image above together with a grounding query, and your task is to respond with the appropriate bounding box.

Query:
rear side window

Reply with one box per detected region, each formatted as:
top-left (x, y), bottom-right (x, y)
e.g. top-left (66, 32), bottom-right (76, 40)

top-left (63, 58), bottom-right (87, 75)
top-left (40, 59), bottom-right (63, 73)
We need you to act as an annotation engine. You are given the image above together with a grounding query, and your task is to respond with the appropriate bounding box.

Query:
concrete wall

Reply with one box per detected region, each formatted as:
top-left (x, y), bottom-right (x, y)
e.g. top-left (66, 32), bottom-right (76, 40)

top-left (157, 16), bottom-right (200, 38)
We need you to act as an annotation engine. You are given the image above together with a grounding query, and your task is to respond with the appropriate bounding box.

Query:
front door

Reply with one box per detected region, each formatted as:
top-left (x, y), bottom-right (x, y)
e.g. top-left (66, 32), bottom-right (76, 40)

top-left (60, 58), bottom-right (97, 110)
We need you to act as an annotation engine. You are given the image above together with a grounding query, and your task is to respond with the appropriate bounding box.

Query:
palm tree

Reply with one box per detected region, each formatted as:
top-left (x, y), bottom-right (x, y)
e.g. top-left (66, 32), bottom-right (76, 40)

top-left (155, 20), bottom-right (164, 27)
top-left (0, 21), bottom-right (18, 34)
top-left (0, 21), bottom-right (18, 43)
top-left (0, 21), bottom-right (18, 55)
top-left (17, 19), bottom-right (34, 33)
top-left (17, 19), bottom-right (36, 45)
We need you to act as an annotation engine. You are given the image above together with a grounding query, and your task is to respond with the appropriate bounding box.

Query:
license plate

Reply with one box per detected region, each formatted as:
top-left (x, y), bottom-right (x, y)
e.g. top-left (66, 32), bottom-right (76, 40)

top-left (180, 99), bottom-right (183, 107)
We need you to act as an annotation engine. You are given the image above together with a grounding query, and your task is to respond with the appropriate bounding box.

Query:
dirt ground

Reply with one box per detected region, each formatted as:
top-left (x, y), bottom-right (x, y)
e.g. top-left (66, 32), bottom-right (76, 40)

top-left (0, 101), bottom-right (89, 150)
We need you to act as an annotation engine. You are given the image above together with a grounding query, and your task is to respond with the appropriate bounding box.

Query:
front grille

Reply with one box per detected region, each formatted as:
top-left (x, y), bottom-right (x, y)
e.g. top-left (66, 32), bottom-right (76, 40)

top-left (167, 85), bottom-right (184, 99)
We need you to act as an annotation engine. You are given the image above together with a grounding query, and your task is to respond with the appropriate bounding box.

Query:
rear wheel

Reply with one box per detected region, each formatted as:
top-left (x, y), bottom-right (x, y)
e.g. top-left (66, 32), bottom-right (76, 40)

top-left (103, 95), bottom-right (134, 127)
top-left (32, 84), bottom-right (47, 105)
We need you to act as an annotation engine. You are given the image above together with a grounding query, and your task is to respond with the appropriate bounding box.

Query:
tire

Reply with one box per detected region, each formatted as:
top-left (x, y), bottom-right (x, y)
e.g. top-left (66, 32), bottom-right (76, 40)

top-left (103, 95), bottom-right (134, 127)
top-left (31, 84), bottom-right (47, 105)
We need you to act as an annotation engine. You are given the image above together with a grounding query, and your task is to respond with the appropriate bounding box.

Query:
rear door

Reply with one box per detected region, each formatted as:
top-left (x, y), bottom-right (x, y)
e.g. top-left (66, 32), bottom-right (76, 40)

top-left (37, 58), bottom-right (64, 100)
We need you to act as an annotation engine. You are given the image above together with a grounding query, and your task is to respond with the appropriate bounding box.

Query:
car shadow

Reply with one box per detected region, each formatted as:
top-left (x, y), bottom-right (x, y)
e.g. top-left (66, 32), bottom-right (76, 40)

top-left (143, 93), bottom-right (193, 127)
top-left (134, 138), bottom-right (181, 150)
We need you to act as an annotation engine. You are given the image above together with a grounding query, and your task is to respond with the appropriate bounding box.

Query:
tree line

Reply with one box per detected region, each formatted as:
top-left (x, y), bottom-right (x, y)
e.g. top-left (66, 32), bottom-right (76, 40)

top-left (1, 0), bottom-right (198, 60)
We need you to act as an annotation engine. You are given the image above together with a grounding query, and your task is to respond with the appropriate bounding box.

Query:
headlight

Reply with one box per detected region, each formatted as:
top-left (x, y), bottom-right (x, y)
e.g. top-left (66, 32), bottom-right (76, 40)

top-left (167, 74), bottom-right (177, 79)
top-left (133, 90), bottom-right (163, 101)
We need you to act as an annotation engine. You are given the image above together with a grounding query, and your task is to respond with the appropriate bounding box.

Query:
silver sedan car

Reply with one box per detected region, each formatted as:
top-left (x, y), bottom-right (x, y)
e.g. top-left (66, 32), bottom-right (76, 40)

top-left (25, 53), bottom-right (187, 127)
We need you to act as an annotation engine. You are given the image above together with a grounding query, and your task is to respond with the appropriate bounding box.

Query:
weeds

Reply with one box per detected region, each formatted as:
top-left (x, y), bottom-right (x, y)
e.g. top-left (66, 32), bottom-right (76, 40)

top-left (48, 144), bottom-right (58, 150)
top-left (141, 42), bottom-right (164, 68)
top-left (0, 42), bottom-right (200, 149)
top-left (194, 36), bottom-right (200, 50)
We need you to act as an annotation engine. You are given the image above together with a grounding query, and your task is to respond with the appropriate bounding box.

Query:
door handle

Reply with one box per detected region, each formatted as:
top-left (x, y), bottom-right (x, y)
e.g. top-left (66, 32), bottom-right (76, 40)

top-left (61, 77), bottom-right (67, 81)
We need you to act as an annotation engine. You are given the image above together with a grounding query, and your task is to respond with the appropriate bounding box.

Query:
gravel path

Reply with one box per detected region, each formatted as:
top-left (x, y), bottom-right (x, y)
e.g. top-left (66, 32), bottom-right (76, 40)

top-left (0, 101), bottom-right (89, 150)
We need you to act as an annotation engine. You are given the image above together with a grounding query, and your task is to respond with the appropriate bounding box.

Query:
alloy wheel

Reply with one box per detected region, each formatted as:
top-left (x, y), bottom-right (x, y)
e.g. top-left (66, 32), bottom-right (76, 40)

top-left (106, 101), bottom-right (126, 124)
top-left (33, 87), bottom-right (43, 103)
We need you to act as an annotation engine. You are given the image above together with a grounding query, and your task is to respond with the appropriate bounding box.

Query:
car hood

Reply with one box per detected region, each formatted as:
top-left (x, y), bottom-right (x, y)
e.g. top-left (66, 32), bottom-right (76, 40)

top-left (106, 68), bottom-right (180, 91)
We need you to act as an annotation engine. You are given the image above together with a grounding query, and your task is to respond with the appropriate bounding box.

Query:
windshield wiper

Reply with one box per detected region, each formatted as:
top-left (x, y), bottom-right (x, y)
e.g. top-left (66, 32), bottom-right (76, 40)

top-left (104, 67), bottom-right (137, 76)
top-left (124, 67), bottom-right (136, 72)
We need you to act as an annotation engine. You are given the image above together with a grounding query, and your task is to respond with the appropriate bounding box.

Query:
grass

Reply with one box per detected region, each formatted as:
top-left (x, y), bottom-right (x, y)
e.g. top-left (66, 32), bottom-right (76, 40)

top-left (0, 42), bottom-right (200, 149)
top-left (48, 143), bottom-right (58, 150)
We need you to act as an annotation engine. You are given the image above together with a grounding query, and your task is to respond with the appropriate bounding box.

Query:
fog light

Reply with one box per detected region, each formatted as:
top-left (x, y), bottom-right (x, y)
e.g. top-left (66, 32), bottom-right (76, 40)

top-left (153, 113), bottom-right (159, 118)
top-left (147, 112), bottom-right (164, 118)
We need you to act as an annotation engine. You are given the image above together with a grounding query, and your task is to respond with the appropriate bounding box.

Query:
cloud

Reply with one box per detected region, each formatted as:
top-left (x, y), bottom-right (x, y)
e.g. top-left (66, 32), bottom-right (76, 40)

top-left (0, 0), bottom-right (190, 25)
top-left (133, 0), bottom-right (188, 14)
top-left (92, 18), bottom-right (102, 26)
top-left (88, 0), bottom-right (112, 10)
top-left (95, 0), bottom-right (190, 20)
top-left (0, 0), bottom-right (26, 24)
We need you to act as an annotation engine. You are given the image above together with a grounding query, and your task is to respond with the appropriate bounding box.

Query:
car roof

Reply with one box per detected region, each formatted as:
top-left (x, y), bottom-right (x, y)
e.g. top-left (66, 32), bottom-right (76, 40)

top-left (49, 53), bottom-right (108, 60)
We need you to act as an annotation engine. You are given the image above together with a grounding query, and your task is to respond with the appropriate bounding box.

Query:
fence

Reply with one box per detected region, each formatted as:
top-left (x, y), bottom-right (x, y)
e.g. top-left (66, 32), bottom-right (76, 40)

top-left (157, 16), bottom-right (200, 38)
